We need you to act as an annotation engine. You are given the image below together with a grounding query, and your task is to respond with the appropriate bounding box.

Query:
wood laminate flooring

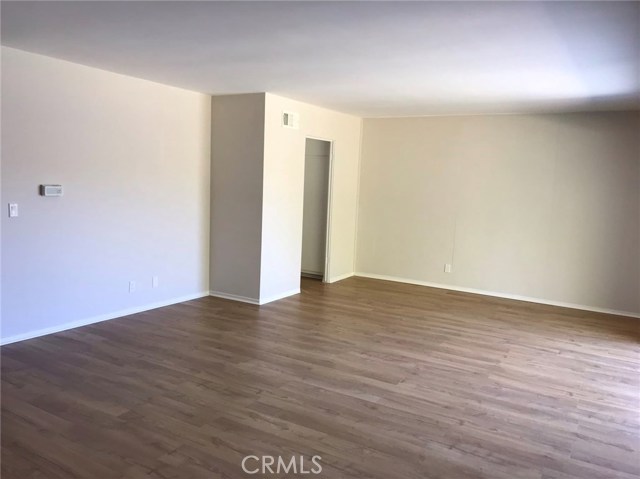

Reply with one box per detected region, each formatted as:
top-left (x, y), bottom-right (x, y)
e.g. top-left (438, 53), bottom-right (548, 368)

top-left (2, 277), bottom-right (639, 478)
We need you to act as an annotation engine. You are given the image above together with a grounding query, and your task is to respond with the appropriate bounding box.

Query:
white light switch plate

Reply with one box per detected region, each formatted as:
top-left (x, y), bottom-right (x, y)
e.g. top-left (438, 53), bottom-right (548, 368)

top-left (8, 203), bottom-right (18, 217)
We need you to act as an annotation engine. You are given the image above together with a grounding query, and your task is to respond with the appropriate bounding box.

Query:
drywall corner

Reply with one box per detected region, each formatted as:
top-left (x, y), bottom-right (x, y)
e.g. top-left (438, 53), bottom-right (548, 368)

top-left (210, 93), bottom-right (266, 300)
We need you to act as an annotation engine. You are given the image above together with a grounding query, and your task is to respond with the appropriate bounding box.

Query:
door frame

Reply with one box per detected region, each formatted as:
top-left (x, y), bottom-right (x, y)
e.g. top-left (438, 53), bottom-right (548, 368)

top-left (304, 136), bottom-right (334, 283)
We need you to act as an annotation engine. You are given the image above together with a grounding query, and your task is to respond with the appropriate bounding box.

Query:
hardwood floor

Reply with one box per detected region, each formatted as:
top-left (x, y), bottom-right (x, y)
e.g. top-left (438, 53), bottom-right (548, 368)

top-left (2, 277), bottom-right (639, 479)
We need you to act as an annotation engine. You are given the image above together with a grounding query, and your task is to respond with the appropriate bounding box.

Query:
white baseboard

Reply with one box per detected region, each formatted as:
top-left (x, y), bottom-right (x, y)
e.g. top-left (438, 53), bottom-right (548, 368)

top-left (259, 288), bottom-right (300, 305)
top-left (209, 290), bottom-right (260, 305)
top-left (355, 272), bottom-right (640, 319)
top-left (327, 272), bottom-right (354, 283)
top-left (0, 291), bottom-right (211, 346)
top-left (210, 288), bottom-right (300, 305)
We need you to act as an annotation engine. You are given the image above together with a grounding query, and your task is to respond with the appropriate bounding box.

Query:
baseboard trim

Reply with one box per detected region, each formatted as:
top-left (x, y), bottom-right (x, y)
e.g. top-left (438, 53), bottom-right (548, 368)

top-left (209, 291), bottom-right (260, 305)
top-left (0, 291), bottom-right (211, 346)
top-left (354, 272), bottom-right (640, 319)
top-left (259, 289), bottom-right (300, 305)
top-left (327, 272), bottom-right (355, 284)
top-left (210, 288), bottom-right (301, 306)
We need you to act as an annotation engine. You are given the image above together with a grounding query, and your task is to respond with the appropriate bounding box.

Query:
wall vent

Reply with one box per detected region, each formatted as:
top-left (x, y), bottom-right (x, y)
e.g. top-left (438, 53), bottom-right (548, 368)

top-left (282, 111), bottom-right (300, 129)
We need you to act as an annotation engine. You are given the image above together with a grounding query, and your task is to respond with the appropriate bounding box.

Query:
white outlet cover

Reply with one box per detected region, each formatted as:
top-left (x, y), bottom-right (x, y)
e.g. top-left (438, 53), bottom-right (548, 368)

top-left (8, 203), bottom-right (19, 217)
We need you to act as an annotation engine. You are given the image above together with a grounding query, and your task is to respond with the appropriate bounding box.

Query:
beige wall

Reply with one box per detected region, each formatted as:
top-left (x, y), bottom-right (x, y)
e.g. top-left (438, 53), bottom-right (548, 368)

top-left (210, 94), bottom-right (265, 301)
top-left (209, 93), bottom-right (362, 304)
top-left (1, 47), bottom-right (212, 343)
top-left (357, 111), bottom-right (640, 316)
top-left (261, 93), bottom-right (362, 301)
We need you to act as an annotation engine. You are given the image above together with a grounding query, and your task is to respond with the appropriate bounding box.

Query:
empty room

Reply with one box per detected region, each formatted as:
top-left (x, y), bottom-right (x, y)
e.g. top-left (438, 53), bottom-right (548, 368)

top-left (1, 1), bottom-right (639, 478)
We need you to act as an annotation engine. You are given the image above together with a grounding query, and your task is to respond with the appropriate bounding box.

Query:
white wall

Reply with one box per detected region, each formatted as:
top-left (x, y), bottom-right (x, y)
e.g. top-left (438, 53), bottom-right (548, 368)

top-left (357, 111), bottom-right (640, 316)
top-left (261, 93), bottom-right (362, 302)
top-left (301, 139), bottom-right (330, 276)
top-left (207, 93), bottom-right (361, 305)
top-left (1, 47), bottom-right (211, 343)
top-left (210, 94), bottom-right (265, 301)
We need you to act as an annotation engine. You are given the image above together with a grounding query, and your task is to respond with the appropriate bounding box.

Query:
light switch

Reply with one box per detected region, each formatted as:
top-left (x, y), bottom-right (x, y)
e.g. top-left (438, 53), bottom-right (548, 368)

top-left (8, 203), bottom-right (18, 218)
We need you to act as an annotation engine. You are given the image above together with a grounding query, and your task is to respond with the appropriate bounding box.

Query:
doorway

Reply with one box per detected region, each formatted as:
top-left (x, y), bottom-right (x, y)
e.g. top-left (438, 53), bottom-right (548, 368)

top-left (301, 138), bottom-right (331, 281)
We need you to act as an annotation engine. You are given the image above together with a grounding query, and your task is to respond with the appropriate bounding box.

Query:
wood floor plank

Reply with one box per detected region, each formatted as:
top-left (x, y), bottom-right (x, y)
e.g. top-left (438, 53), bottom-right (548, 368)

top-left (2, 277), bottom-right (639, 478)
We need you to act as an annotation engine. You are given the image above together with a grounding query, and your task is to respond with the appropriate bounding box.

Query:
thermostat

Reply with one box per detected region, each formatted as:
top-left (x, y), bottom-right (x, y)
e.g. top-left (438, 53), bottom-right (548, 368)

top-left (40, 185), bottom-right (63, 197)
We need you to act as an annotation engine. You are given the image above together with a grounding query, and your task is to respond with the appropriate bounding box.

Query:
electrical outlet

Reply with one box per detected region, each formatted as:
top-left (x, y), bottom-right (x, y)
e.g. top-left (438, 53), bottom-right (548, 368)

top-left (444, 263), bottom-right (452, 273)
top-left (152, 276), bottom-right (159, 288)
top-left (129, 281), bottom-right (136, 293)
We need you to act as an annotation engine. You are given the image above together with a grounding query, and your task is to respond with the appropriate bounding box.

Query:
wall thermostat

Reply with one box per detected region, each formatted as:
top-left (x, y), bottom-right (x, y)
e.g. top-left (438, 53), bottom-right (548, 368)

top-left (40, 184), bottom-right (63, 197)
